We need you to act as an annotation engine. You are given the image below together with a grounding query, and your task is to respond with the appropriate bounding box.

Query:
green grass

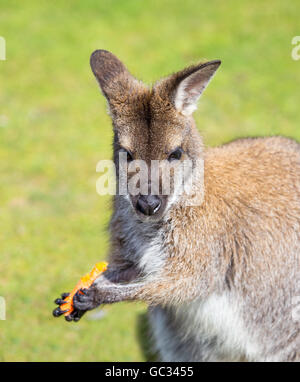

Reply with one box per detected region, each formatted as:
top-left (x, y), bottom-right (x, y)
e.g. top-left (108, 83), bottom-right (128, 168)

top-left (0, 0), bottom-right (299, 361)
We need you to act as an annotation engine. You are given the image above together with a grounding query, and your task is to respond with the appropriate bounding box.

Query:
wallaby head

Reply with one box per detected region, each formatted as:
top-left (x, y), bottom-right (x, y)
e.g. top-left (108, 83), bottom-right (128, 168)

top-left (90, 50), bottom-right (221, 221)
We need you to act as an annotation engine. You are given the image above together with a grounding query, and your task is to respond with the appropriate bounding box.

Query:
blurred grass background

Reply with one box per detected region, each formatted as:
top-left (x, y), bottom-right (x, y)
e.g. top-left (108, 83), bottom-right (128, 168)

top-left (0, 0), bottom-right (299, 361)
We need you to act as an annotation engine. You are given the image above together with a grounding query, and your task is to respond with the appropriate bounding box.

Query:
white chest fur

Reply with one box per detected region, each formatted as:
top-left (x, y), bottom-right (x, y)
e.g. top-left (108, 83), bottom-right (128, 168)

top-left (119, 205), bottom-right (166, 275)
top-left (150, 292), bottom-right (261, 361)
top-left (137, 237), bottom-right (165, 275)
top-left (179, 293), bottom-right (261, 361)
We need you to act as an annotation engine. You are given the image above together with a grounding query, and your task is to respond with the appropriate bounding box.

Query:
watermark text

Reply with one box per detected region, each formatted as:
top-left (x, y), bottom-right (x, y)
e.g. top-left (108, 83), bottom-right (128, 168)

top-left (291, 36), bottom-right (300, 61)
top-left (0, 36), bottom-right (6, 60)
top-left (0, 296), bottom-right (6, 320)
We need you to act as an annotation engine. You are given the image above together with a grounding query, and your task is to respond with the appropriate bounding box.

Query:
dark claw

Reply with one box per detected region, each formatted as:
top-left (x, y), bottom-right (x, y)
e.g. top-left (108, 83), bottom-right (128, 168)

top-left (61, 293), bottom-right (70, 299)
top-left (54, 298), bottom-right (66, 305)
top-left (65, 315), bottom-right (73, 322)
top-left (53, 307), bottom-right (63, 317)
top-left (53, 306), bottom-right (68, 317)
top-left (64, 308), bottom-right (86, 322)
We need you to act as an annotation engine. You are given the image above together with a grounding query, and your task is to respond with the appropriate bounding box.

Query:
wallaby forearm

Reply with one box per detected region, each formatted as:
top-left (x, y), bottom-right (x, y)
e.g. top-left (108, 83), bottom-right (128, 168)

top-left (88, 260), bottom-right (203, 307)
top-left (72, 270), bottom-right (147, 311)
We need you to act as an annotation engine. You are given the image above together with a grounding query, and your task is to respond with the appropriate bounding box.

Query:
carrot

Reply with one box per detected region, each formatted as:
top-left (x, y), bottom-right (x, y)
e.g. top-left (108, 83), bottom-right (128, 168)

top-left (60, 262), bottom-right (108, 316)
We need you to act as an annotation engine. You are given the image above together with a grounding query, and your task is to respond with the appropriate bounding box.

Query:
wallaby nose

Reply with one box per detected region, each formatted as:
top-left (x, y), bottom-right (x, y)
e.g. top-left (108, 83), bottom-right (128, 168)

top-left (136, 195), bottom-right (162, 216)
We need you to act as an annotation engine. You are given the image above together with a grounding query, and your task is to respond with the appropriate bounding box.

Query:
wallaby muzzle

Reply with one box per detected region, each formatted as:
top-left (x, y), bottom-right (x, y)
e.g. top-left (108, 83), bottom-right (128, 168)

top-left (136, 194), bottom-right (162, 216)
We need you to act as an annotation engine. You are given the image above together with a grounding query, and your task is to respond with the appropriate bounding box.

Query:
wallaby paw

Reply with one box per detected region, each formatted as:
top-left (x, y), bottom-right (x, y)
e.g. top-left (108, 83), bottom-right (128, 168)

top-left (73, 287), bottom-right (99, 311)
top-left (52, 291), bottom-right (87, 322)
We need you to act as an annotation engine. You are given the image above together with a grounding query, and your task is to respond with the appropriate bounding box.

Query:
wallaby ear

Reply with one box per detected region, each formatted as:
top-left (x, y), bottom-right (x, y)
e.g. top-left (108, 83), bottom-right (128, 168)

top-left (172, 60), bottom-right (221, 116)
top-left (90, 50), bottom-right (136, 102)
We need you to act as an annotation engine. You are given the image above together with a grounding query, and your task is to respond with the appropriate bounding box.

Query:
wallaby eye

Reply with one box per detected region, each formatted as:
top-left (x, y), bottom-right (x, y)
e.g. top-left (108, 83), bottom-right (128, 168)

top-left (120, 148), bottom-right (133, 162)
top-left (168, 147), bottom-right (183, 162)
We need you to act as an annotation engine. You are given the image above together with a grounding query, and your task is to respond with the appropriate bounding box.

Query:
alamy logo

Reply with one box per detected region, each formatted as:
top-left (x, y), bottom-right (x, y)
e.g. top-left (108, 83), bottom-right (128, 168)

top-left (291, 36), bottom-right (300, 61)
top-left (0, 296), bottom-right (6, 320)
top-left (96, 153), bottom-right (205, 206)
top-left (0, 36), bottom-right (6, 60)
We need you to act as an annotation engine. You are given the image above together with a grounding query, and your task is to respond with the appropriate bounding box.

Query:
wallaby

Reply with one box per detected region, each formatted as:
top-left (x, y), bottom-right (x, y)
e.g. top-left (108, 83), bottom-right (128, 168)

top-left (54, 50), bottom-right (300, 361)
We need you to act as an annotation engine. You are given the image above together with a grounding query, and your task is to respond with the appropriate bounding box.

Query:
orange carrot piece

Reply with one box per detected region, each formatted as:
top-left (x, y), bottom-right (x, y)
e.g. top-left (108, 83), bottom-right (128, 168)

top-left (61, 262), bottom-right (108, 316)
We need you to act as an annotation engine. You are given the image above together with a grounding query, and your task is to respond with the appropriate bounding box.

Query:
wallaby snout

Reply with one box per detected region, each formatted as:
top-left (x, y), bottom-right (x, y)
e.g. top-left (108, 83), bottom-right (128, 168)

top-left (136, 194), bottom-right (162, 216)
top-left (131, 192), bottom-right (168, 221)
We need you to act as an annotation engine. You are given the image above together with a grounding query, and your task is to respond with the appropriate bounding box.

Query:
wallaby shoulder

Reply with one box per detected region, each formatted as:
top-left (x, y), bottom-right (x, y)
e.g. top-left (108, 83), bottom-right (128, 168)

top-left (204, 136), bottom-right (300, 203)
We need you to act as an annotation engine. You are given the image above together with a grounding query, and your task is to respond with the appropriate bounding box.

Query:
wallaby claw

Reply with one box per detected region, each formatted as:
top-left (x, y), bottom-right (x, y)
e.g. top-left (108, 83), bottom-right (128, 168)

top-left (52, 306), bottom-right (68, 317)
top-left (54, 298), bottom-right (66, 305)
